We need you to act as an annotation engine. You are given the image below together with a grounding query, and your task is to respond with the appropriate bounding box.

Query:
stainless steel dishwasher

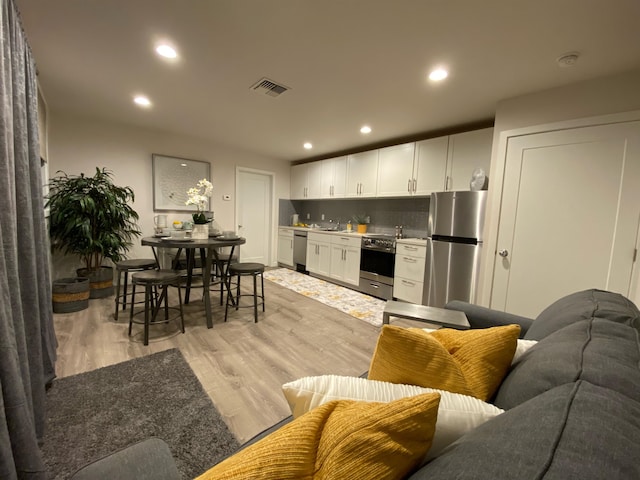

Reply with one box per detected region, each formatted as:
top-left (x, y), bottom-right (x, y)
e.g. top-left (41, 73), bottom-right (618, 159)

top-left (293, 230), bottom-right (308, 272)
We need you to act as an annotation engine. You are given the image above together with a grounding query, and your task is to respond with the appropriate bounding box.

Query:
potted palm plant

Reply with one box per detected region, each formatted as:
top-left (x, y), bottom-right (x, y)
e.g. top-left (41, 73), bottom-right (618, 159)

top-left (46, 168), bottom-right (141, 299)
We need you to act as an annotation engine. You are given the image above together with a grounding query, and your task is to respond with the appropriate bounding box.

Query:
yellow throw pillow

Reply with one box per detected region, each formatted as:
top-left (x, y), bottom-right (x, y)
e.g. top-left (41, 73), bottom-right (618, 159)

top-left (195, 393), bottom-right (441, 480)
top-left (368, 324), bottom-right (520, 401)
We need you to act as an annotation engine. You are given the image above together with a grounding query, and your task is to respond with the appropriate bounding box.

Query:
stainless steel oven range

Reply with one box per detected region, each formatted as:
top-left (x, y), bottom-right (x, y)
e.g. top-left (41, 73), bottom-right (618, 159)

top-left (359, 234), bottom-right (395, 300)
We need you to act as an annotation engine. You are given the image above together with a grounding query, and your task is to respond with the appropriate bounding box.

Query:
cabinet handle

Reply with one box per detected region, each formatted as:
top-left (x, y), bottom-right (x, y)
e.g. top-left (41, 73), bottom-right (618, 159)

top-left (403, 245), bottom-right (418, 251)
top-left (445, 176), bottom-right (451, 191)
top-left (402, 279), bottom-right (415, 286)
top-left (407, 179), bottom-right (411, 193)
top-left (403, 256), bottom-right (417, 263)
top-left (413, 178), bottom-right (417, 192)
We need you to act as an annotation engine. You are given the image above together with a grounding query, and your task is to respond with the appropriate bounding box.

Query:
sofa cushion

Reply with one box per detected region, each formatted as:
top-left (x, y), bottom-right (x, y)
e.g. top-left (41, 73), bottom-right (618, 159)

top-left (525, 289), bottom-right (640, 340)
top-left (281, 374), bottom-right (504, 460)
top-left (196, 393), bottom-right (441, 480)
top-left (494, 318), bottom-right (640, 409)
top-left (368, 325), bottom-right (519, 401)
top-left (409, 380), bottom-right (640, 480)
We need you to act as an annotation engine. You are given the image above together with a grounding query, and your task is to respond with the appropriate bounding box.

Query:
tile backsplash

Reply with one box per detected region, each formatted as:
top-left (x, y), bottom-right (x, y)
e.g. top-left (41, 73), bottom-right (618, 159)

top-left (279, 197), bottom-right (430, 238)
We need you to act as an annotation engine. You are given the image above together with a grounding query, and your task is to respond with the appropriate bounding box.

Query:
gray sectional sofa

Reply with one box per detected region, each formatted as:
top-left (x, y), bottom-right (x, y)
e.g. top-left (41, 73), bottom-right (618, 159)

top-left (414, 288), bottom-right (640, 479)
top-left (71, 289), bottom-right (640, 479)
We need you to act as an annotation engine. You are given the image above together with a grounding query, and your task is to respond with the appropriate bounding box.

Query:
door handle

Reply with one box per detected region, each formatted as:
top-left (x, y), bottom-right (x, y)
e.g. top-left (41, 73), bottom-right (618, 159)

top-left (498, 249), bottom-right (509, 257)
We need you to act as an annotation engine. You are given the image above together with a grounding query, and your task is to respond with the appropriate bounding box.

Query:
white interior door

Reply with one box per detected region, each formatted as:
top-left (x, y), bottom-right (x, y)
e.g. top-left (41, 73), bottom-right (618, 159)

top-left (236, 168), bottom-right (274, 264)
top-left (491, 121), bottom-right (640, 318)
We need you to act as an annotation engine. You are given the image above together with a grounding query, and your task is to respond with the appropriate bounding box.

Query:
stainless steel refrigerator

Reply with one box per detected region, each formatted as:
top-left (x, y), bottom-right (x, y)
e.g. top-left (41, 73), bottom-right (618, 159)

top-left (425, 190), bottom-right (487, 307)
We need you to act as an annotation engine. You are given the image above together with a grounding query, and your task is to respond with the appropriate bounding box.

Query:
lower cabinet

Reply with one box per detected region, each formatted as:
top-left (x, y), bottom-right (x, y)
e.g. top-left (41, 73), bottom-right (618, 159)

top-left (277, 228), bottom-right (294, 267)
top-left (306, 232), bottom-right (361, 286)
top-left (307, 232), bottom-right (331, 277)
top-left (393, 241), bottom-right (427, 304)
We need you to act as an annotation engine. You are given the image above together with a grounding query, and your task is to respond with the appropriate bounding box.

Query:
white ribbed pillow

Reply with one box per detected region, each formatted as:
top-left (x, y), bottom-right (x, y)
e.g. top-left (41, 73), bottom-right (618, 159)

top-left (282, 374), bottom-right (504, 460)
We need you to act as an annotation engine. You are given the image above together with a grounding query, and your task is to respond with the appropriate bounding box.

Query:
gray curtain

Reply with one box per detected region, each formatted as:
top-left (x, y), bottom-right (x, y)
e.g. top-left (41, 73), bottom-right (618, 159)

top-left (0, 0), bottom-right (57, 478)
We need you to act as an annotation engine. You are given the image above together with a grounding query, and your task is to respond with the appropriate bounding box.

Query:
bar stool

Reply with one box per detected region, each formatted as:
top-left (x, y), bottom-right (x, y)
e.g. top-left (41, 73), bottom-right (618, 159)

top-left (129, 270), bottom-right (185, 345)
top-left (114, 258), bottom-right (157, 321)
top-left (212, 252), bottom-right (238, 305)
top-left (224, 263), bottom-right (265, 323)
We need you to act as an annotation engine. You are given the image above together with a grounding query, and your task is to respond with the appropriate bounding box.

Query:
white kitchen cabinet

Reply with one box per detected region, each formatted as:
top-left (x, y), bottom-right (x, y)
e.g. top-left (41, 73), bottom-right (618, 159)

top-left (277, 228), bottom-right (294, 267)
top-left (320, 156), bottom-right (347, 198)
top-left (393, 241), bottom-right (427, 304)
top-left (446, 128), bottom-right (493, 191)
top-left (413, 136), bottom-right (449, 195)
top-left (306, 232), bottom-right (331, 276)
top-left (329, 235), bottom-right (361, 286)
top-left (290, 164), bottom-right (307, 199)
top-left (376, 143), bottom-right (416, 197)
top-left (290, 162), bottom-right (322, 199)
top-left (346, 150), bottom-right (379, 197)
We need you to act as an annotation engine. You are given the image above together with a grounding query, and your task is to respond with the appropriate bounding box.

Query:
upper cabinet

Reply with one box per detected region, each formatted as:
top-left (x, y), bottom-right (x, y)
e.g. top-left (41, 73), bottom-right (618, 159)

top-left (446, 127), bottom-right (493, 191)
top-left (376, 139), bottom-right (450, 197)
top-left (346, 150), bottom-right (379, 197)
top-left (320, 156), bottom-right (347, 198)
top-left (290, 127), bottom-right (493, 199)
top-left (376, 143), bottom-right (417, 197)
top-left (414, 136), bottom-right (449, 195)
top-left (291, 162), bottom-right (323, 199)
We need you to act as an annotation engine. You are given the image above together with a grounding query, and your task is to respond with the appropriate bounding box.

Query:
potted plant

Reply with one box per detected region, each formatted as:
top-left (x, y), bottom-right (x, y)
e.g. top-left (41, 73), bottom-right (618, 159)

top-left (186, 178), bottom-right (213, 239)
top-left (46, 168), bottom-right (141, 299)
top-left (352, 214), bottom-right (370, 234)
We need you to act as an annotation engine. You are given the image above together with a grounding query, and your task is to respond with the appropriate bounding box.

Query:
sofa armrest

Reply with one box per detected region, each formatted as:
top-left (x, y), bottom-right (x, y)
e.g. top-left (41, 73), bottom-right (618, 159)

top-left (444, 301), bottom-right (533, 338)
top-left (69, 438), bottom-right (180, 480)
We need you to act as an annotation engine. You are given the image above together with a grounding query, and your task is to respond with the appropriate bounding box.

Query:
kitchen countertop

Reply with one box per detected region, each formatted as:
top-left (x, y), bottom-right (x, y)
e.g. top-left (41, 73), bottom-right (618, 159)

top-left (279, 226), bottom-right (365, 236)
top-left (279, 226), bottom-right (428, 244)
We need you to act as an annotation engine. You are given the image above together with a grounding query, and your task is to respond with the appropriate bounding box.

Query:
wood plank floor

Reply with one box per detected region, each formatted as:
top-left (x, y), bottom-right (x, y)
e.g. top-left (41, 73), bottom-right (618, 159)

top-left (52, 272), bottom-right (427, 443)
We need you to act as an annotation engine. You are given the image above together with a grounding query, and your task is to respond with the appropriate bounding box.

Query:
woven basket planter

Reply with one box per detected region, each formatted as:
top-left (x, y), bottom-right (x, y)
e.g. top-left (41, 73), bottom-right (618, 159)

top-left (52, 277), bottom-right (90, 313)
top-left (77, 266), bottom-right (114, 299)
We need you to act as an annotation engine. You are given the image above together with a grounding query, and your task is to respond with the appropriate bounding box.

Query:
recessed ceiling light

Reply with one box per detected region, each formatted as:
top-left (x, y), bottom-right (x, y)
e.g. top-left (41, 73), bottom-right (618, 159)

top-left (360, 126), bottom-right (372, 134)
top-left (303, 142), bottom-right (313, 150)
top-left (556, 52), bottom-right (580, 67)
top-left (155, 44), bottom-right (177, 59)
top-left (428, 68), bottom-right (448, 81)
top-left (133, 95), bottom-right (151, 107)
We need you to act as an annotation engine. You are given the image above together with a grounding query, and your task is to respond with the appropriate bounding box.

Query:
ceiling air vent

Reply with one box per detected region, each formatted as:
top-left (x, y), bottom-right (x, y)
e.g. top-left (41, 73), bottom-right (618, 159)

top-left (250, 77), bottom-right (290, 97)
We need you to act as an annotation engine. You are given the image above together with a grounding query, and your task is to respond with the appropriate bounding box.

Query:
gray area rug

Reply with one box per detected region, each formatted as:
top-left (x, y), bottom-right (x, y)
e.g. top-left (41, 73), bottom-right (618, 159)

top-left (41, 349), bottom-right (240, 479)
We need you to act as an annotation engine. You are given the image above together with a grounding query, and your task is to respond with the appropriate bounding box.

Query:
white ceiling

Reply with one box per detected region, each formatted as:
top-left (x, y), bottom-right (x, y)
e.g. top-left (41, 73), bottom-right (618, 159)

top-left (16, 0), bottom-right (640, 162)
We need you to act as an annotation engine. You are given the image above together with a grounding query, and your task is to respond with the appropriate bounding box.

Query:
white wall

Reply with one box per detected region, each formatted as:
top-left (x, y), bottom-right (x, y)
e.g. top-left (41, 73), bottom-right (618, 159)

top-left (478, 68), bottom-right (640, 306)
top-left (47, 112), bottom-right (291, 277)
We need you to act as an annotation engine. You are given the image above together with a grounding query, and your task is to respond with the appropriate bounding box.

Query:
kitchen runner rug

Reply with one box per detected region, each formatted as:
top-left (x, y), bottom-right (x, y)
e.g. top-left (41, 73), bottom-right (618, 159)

top-left (42, 348), bottom-right (240, 479)
top-left (263, 268), bottom-right (385, 326)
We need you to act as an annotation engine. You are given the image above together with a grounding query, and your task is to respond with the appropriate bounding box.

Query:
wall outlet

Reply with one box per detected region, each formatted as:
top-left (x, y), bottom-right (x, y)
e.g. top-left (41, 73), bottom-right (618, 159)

top-left (321, 214), bottom-right (325, 220)
top-left (307, 213), bottom-right (310, 219)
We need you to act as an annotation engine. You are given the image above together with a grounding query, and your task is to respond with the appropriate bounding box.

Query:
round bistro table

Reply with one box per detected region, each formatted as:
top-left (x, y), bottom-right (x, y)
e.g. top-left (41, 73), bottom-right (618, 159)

top-left (141, 235), bottom-right (246, 328)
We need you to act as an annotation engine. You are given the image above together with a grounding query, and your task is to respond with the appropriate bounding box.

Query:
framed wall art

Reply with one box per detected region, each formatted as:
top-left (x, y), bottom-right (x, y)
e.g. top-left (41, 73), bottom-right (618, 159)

top-left (152, 154), bottom-right (211, 212)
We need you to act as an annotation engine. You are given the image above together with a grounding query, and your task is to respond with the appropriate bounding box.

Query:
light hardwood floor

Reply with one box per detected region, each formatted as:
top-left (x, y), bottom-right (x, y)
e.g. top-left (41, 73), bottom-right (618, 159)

top-left (52, 273), bottom-right (425, 443)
